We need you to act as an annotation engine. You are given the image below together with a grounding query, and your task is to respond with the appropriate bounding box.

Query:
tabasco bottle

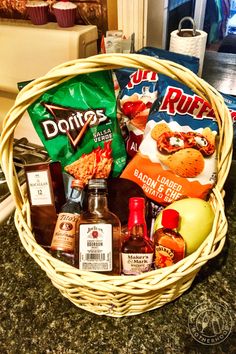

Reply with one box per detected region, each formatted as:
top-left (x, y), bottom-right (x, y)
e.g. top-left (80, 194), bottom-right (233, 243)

top-left (50, 179), bottom-right (84, 266)
top-left (122, 197), bottom-right (154, 275)
top-left (76, 178), bottom-right (121, 275)
top-left (153, 209), bottom-right (185, 268)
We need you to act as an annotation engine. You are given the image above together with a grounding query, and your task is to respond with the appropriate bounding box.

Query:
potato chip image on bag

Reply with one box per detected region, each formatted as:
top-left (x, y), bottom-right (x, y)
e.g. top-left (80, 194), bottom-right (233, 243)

top-left (159, 148), bottom-right (205, 178)
top-left (121, 76), bottom-right (219, 205)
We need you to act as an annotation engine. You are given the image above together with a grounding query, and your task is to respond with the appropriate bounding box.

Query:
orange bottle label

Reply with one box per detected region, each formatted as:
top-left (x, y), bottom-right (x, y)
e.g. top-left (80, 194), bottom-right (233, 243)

top-left (51, 212), bottom-right (79, 253)
top-left (155, 245), bottom-right (174, 268)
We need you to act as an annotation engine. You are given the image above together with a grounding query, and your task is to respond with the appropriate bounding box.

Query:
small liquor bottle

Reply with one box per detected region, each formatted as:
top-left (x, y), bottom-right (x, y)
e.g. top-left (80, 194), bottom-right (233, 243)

top-left (50, 179), bottom-right (84, 265)
top-left (153, 209), bottom-right (185, 269)
top-left (122, 197), bottom-right (154, 275)
top-left (76, 179), bottom-right (121, 275)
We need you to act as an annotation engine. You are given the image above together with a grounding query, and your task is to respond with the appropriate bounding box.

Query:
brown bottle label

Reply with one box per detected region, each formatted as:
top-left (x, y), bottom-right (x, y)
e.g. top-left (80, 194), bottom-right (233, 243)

top-left (51, 212), bottom-right (79, 253)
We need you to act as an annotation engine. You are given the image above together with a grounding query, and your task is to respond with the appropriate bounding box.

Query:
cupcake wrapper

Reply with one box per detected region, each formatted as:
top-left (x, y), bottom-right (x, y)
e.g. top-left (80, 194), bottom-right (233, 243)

top-left (27, 6), bottom-right (49, 25)
top-left (54, 8), bottom-right (76, 28)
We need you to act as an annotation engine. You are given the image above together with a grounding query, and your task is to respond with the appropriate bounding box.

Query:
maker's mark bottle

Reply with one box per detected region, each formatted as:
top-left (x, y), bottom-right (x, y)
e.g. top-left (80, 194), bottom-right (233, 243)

top-left (122, 197), bottom-right (154, 275)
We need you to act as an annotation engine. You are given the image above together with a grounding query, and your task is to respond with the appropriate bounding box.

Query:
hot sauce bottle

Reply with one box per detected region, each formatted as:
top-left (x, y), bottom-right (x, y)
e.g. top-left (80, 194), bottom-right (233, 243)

top-left (153, 209), bottom-right (185, 268)
top-left (76, 178), bottom-right (121, 275)
top-left (122, 197), bottom-right (154, 275)
top-left (50, 179), bottom-right (84, 265)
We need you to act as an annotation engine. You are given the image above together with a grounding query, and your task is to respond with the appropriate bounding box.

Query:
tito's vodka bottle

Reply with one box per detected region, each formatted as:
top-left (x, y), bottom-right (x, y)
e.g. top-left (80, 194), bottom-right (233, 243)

top-left (51, 179), bottom-right (84, 266)
top-left (77, 179), bottom-right (121, 275)
top-left (122, 197), bottom-right (154, 275)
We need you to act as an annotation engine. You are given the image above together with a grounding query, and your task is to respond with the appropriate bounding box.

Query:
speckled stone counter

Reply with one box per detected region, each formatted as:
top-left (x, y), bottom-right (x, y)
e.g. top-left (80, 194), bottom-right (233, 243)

top-left (1, 163), bottom-right (236, 354)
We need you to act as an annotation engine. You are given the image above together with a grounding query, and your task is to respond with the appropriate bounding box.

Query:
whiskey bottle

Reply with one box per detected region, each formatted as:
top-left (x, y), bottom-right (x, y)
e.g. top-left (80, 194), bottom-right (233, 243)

top-left (153, 209), bottom-right (185, 269)
top-left (50, 179), bottom-right (84, 266)
top-left (76, 178), bottom-right (121, 275)
top-left (122, 197), bottom-right (154, 275)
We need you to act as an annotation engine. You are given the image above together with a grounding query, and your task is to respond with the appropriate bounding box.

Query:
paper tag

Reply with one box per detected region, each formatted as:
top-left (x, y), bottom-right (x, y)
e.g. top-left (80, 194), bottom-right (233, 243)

top-left (26, 170), bottom-right (52, 206)
top-left (79, 223), bottom-right (112, 271)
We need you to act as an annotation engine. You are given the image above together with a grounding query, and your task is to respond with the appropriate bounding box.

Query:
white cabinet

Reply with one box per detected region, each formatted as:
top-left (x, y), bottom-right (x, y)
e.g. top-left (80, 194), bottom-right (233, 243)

top-left (0, 20), bottom-right (98, 144)
top-left (117, 0), bottom-right (206, 51)
top-left (146, 0), bottom-right (168, 49)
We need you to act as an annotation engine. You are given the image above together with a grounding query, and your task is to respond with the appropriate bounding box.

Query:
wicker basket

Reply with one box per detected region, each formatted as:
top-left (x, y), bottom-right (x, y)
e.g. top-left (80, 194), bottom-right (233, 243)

top-left (0, 53), bottom-right (233, 317)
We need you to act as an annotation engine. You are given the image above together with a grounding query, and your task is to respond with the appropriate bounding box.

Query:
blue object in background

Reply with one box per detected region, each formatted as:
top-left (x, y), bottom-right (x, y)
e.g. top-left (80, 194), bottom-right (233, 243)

top-left (227, 14), bottom-right (236, 34)
top-left (226, 0), bottom-right (236, 34)
top-left (168, 0), bottom-right (192, 11)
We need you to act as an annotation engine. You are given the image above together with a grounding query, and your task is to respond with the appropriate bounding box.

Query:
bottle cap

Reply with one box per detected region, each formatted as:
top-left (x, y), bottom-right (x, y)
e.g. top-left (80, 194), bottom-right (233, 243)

top-left (71, 179), bottom-right (84, 190)
top-left (88, 178), bottom-right (107, 190)
top-left (129, 197), bottom-right (145, 210)
top-left (161, 209), bottom-right (179, 229)
top-left (128, 197), bottom-right (147, 237)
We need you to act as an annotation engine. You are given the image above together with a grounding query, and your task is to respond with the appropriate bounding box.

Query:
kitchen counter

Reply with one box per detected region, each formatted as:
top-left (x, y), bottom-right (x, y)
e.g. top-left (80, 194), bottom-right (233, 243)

top-left (0, 160), bottom-right (235, 354)
top-left (202, 51), bottom-right (236, 96)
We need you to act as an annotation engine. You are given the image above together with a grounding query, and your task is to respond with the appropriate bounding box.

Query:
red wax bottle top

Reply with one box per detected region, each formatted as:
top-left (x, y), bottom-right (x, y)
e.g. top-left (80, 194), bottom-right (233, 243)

top-left (128, 197), bottom-right (146, 226)
top-left (128, 197), bottom-right (148, 239)
top-left (161, 209), bottom-right (179, 229)
top-left (129, 197), bottom-right (145, 210)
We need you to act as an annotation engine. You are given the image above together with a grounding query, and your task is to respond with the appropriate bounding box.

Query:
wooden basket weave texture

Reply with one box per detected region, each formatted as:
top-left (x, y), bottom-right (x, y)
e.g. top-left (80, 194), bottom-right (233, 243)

top-left (0, 53), bottom-right (233, 317)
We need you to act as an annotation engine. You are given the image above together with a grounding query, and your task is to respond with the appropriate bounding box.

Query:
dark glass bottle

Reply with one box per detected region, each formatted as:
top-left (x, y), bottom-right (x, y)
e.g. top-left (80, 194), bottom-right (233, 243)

top-left (50, 179), bottom-right (84, 265)
top-left (122, 197), bottom-right (154, 275)
top-left (153, 209), bottom-right (185, 269)
top-left (76, 179), bottom-right (121, 275)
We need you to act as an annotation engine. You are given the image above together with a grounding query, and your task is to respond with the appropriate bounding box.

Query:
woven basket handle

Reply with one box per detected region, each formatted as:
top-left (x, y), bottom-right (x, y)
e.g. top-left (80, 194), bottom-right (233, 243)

top-left (0, 53), bottom-right (233, 213)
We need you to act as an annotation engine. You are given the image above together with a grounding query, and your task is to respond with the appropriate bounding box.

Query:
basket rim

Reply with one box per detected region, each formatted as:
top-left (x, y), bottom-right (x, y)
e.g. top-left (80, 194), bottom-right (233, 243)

top-left (13, 184), bottom-right (227, 293)
top-left (0, 53), bottom-right (233, 315)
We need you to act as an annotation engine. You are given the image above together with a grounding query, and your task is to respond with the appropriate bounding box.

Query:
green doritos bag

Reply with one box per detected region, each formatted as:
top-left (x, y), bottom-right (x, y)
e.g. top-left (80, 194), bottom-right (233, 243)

top-left (21, 71), bottom-right (127, 186)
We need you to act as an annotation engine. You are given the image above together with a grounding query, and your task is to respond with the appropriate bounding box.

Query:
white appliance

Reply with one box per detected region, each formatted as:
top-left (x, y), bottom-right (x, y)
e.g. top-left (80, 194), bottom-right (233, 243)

top-left (117, 0), bottom-right (207, 51)
top-left (0, 19), bottom-right (98, 144)
top-left (0, 19), bottom-right (98, 223)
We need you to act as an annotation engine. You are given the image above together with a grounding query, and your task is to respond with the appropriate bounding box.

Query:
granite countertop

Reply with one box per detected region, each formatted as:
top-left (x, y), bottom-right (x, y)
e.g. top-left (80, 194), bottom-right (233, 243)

top-left (0, 162), bottom-right (236, 354)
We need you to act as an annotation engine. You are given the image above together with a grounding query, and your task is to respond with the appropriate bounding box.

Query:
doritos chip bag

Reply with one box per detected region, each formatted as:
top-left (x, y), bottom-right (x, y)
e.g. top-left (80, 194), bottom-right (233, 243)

top-left (121, 76), bottom-right (219, 205)
top-left (22, 71), bottom-right (127, 186)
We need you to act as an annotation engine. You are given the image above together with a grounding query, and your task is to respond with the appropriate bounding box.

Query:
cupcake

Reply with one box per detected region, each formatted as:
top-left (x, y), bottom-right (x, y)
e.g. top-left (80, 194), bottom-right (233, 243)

top-left (53, 0), bottom-right (77, 28)
top-left (26, 1), bottom-right (49, 25)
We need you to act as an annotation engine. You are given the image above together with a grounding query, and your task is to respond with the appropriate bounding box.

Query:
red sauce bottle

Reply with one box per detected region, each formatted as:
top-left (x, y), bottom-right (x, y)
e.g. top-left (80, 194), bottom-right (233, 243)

top-left (122, 197), bottom-right (154, 275)
top-left (153, 209), bottom-right (185, 268)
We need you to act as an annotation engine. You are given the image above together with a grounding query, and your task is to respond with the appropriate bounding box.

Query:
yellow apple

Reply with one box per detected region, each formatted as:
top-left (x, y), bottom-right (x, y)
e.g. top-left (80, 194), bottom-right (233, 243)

top-left (153, 198), bottom-right (215, 255)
